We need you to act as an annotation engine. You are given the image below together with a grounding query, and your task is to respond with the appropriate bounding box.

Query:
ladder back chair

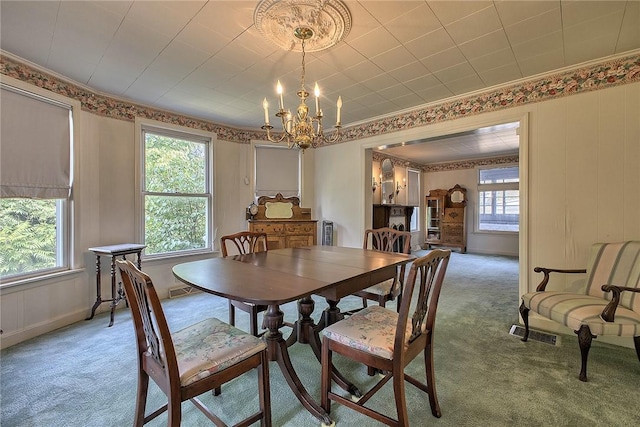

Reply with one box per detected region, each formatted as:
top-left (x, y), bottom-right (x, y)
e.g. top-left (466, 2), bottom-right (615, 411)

top-left (355, 227), bottom-right (412, 310)
top-left (220, 231), bottom-right (269, 336)
top-left (321, 249), bottom-right (451, 427)
top-left (116, 259), bottom-right (271, 427)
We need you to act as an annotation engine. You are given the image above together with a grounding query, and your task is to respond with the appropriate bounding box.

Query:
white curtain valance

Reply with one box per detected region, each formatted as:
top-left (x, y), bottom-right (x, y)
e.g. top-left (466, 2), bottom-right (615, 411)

top-left (1, 86), bottom-right (71, 199)
top-left (255, 145), bottom-right (299, 198)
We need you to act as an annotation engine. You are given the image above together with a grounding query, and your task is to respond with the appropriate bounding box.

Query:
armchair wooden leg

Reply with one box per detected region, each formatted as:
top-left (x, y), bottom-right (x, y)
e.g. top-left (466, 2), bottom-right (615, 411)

top-left (634, 336), bottom-right (640, 362)
top-left (519, 301), bottom-right (530, 342)
top-left (576, 325), bottom-right (596, 382)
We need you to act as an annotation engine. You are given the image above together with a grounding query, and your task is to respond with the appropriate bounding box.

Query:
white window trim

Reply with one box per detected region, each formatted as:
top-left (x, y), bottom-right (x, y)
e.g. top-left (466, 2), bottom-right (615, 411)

top-left (475, 163), bottom-right (519, 235)
top-left (0, 77), bottom-right (80, 284)
top-left (134, 118), bottom-right (216, 259)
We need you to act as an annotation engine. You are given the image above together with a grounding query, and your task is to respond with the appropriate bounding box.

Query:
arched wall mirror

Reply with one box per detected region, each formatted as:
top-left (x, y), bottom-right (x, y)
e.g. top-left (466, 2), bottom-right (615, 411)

top-left (381, 158), bottom-right (395, 203)
top-left (448, 184), bottom-right (467, 206)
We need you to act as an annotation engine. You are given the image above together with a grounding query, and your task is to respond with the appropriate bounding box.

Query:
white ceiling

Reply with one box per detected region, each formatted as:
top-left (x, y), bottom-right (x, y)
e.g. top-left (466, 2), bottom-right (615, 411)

top-left (376, 121), bottom-right (520, 164)
top-left (1, 1), bottom-right (638, 163)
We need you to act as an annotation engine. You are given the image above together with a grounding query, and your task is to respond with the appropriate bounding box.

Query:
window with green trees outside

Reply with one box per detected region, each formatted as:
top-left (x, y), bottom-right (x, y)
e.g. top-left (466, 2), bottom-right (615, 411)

top-left (142, 127), bottom-right (212, 256)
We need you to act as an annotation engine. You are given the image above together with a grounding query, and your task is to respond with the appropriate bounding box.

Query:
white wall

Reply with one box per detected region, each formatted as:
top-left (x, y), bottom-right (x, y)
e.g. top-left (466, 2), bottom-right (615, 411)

top-left (313, 82), bottom-right (640, 347)
top-left (0, 78), bottom-right (315, 347)
top-left (1, 77), bottom-right (638, 349)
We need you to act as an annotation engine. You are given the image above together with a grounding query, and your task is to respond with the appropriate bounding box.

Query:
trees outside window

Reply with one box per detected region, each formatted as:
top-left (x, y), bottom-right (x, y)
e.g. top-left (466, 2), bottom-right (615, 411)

top-left (142, 128), bottom-right (212, 256)
top-left (1, 86), bottom-right (71, 281)
top-left (0, 199), bottom-right (65, 278)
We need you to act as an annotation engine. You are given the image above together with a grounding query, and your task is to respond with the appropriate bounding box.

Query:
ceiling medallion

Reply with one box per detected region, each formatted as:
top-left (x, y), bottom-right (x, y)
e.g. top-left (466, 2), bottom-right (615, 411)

top-left (254, 0), bottom-right (352, 52)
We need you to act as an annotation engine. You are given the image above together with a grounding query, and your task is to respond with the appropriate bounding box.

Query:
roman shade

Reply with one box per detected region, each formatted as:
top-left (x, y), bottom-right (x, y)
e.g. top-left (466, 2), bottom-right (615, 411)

top-left (255, 145), bottom-right (299, 198)
top-left (1, 86), bottom-right (71, 199)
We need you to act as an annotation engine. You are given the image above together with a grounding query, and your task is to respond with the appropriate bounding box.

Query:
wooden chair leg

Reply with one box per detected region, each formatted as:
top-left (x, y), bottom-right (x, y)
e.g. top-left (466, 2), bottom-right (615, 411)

top-left (168, 393), bottom-right (182, 427)
top-left (258, 352), bottom-right (272, 426)
top-left (250, 307), bottom-right (259, 337)
top-left (576, 325), bottom-right (595, 382)
top-left (519, 301), bottom-right (530, 342)
top-left (393, 369), bottom-right (408, 426)
top-left (634, 336), bottom-right (640, 362)
top-left (134, 371), bottom-right (149, 427)
top-left (379, 296), bottom-right (386, 308)
top-left (424, 340), bottom-right (441, 417)
top-left (228, 300), bottom-right (236, 326)
top-left (320, 339), bottom-right (332, 413)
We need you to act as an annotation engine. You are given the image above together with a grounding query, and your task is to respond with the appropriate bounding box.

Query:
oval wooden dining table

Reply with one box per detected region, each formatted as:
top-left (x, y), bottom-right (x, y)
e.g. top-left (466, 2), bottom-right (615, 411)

top-left (172, 245), bottom-right (414, 425)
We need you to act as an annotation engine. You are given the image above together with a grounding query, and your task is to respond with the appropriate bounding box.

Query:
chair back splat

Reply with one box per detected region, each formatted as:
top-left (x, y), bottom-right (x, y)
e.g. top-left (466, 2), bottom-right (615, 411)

top-left (321, 249), bottom-right (451, 426)
top-left (117, 259), bottom-right (271, 426)
top-left (347, 227), bottom-right (412, 313)
top-left (221, 231), bottom-right (268, 257)
top-left (220, 231), bottom-right (269, 337)
top-left (405, 250), bottom-right (450, 346)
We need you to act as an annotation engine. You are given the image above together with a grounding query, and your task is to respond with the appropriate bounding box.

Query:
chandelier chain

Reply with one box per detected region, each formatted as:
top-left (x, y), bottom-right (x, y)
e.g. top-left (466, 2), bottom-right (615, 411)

top-left (300, 39), bottom-right (306, 91)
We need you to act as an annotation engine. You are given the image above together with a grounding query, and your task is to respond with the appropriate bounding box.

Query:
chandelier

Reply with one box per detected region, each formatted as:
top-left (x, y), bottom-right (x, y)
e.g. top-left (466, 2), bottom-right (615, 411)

top-left (261, 27), bottom-right (341, 151)
top-left (254, 0), bottom-right (352, 151)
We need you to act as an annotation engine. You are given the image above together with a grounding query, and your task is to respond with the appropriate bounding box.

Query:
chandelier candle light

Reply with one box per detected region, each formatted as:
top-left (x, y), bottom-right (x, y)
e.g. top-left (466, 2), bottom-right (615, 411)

top-left (261, 27), bottom-right (342, 151)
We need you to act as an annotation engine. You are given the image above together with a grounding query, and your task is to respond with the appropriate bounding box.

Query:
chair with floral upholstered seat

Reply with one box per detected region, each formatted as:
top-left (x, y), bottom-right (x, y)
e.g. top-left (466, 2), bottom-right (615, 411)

top-left (116, 259), bottom-right (271, 426)
top-left (321, 249), bottom-right (451, 426)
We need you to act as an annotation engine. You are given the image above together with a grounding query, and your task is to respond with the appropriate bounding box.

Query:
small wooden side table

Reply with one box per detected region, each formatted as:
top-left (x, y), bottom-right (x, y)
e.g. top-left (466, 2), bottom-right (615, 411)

top-left (86, 243), bottom-right (146, 327)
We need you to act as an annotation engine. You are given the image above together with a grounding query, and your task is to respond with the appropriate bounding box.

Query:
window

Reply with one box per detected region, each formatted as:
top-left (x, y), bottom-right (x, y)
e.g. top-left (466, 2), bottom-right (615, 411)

top-left (254, 145), bottom-right (300, 198)
top-left (477, 166), bottom-right (519, 232)
top-left (0, 85), bottom-right (72, 281)
top-left (407, 169), bottom-right (420, 231)
top-left (141, 126), bottom-right (212, 257)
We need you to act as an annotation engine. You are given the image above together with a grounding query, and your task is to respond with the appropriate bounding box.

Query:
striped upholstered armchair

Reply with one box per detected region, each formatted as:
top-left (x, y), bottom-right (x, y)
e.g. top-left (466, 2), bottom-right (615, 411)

top-left (519, 241), bottom-right (640, 381)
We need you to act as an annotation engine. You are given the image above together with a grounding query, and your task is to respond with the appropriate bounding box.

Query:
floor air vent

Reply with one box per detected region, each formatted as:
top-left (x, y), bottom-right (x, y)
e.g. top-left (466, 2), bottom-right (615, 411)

top-left (168, 285), bottom-right (201, 299)
top-left (509, 325), bottom-right (559, 346)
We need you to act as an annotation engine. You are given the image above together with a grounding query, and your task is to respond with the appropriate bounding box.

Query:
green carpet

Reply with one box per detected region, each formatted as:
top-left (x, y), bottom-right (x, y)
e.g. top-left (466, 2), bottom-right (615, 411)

top-left (1, 252), bottom-right (638, 426)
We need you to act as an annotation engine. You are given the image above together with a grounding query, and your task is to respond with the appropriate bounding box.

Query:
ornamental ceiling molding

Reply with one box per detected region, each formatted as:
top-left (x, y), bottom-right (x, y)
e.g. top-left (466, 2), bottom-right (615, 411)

top-left (1, 52), bottom-right (638, 145)
top-left (254, 0), bottom-right (351, 52)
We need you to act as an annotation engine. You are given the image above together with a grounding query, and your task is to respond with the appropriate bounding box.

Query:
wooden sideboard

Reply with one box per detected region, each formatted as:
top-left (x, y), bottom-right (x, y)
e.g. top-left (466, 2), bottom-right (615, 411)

top-left (247, 193), bottom-right (317, 249)
top-left (248, 220), bottom-right (317, 249)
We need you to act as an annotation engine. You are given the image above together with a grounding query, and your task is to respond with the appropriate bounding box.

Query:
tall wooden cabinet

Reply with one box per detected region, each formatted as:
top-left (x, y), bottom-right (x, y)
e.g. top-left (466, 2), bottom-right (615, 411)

top-left (425, 185), bottom-right (467, 253)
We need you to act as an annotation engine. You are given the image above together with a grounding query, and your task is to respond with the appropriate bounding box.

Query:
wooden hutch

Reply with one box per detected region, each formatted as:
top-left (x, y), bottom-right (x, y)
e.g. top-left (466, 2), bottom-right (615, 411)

top-left (247, 193), bottom-right (317, 249)
top-left (425, 184), bottom-right (467, 253)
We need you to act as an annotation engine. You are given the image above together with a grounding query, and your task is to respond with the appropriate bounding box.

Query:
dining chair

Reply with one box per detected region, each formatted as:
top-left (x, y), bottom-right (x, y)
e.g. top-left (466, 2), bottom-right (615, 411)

top-left (116, 259), bottom-right (271, 427)
top-left (352, 227), bottom-right (412, 311)
top-left (220, 231), bottom-right (269, 336)
top-left (320, 249), bottom-right (451, 426)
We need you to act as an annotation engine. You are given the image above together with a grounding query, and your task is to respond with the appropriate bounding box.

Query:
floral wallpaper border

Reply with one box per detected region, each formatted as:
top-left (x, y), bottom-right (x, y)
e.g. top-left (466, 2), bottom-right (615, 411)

top-left (1, 52), bottom-right (639, 146)
top-left (372, 150), bottom-right (518, 172)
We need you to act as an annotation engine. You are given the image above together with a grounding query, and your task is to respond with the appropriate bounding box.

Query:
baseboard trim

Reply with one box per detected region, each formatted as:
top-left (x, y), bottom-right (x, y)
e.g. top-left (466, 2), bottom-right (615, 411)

top-left (1, 308), bottom-right (87, 350)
